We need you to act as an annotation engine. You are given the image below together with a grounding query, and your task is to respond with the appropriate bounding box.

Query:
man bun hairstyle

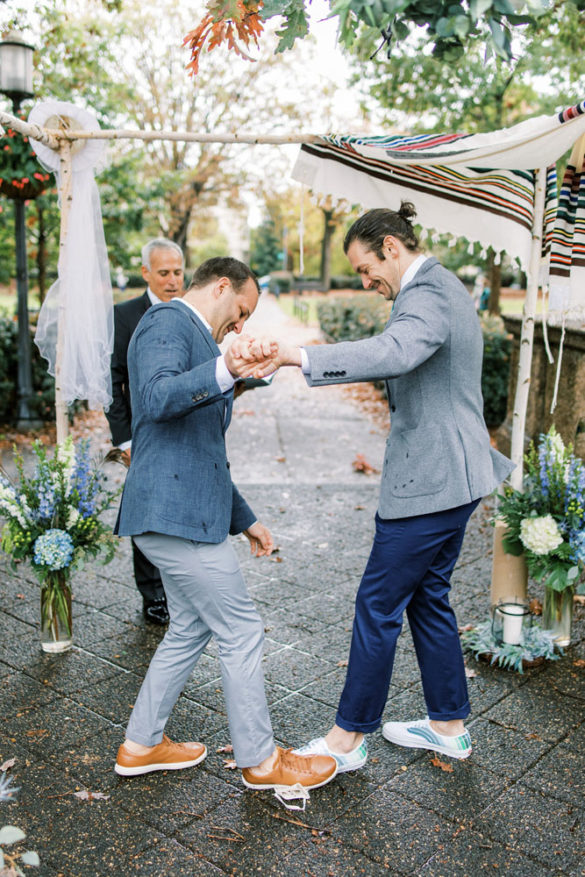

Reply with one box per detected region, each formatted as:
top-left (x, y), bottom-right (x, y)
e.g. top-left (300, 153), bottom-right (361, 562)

top-left (189, 257), bottom-right (260, 294)
top-left (343, 202), bottom-right (420, 259)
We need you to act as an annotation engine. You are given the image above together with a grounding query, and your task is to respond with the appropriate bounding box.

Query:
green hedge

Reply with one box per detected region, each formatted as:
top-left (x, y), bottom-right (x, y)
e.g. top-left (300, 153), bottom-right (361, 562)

top-left (315, 296), bottom-right (512, 428)
top-left (480, 314), bottom-right (512, 428)
top-left (0, 312), bottom-right (63, 425)
top-left (316, 294), bottom-right (390, 342)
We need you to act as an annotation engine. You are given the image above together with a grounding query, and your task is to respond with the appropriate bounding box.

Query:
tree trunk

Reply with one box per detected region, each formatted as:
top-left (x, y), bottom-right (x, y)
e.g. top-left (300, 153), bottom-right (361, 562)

top-left (320, 208), bottom-right (336, 292)
top-left (37, 201), bottom-right (47, 305)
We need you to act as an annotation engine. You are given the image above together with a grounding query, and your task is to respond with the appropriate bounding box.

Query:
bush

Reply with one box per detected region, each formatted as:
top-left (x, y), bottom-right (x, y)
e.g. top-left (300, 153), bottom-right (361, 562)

top-left (329, 275), bottom-right (363, 290)
top-left (316, 294), bottom-right (390, 342)
top-left (480, 314), bottom-right (512, 428)
top-left (0, 311), bottom-right (76, 425)
top-left (315, 296), bottom-right (512, 428)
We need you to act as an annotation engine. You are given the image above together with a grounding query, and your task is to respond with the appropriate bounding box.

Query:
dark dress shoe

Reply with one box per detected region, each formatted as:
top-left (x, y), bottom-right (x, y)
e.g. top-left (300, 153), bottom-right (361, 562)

top-left (143, 598), bottom-right (169, 625)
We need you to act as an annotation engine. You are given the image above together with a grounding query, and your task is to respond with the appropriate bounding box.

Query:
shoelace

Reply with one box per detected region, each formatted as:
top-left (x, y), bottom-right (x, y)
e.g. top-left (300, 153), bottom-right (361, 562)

top-left (273, 783), bottom-right (310, 811)
top-left (279, 747), bottom-right (318, 773)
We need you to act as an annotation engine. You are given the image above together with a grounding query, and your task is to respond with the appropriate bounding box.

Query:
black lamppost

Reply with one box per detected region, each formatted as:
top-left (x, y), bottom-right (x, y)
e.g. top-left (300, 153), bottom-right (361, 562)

top-left (0, 32), bottom-right (42, 430)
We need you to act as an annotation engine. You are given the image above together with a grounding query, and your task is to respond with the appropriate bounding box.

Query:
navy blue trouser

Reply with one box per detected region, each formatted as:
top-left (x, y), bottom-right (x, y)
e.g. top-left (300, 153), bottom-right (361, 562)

top-left (336, 499), bottom-right (480, 733)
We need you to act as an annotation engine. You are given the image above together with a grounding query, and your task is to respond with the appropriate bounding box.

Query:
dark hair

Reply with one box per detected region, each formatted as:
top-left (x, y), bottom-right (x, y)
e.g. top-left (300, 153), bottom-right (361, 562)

top-left (343, 202), bottom-right (420, 258)
top-left (189, 257), bottom-right (260, 295)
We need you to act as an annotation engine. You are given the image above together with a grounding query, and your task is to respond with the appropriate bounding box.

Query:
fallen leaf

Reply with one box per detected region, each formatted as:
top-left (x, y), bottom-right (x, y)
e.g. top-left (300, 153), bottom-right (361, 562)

top-left (16, 593), bottom-right (25, 599)
top-left (73, 790), bottom-right (110, 802)
top-left (529, 598), bottom-right (543, 615)
top-left (216, 744), bottom-right (234, 754)
top-left (458, 624), bottom-right (475, 633)
top-left (336, 660), bottom-right (348, 668)
top-left (465, 666), bottom-right (478, 678)
top-left (574, 594), bottom-right (585, 605)
top-left (0, 758), bottom-right (16, 772)
top-left (354, 504), bottom-right (365, 510)
top-left (525, 733), bottom-right (542, 741)
top-left (430, 755), bottom-right (454, 773)
top-left (276, 456), bottom-right (286, 463)
top-left (573, 659), bottom-right (585, 668)
top-left (352, 453), bottom-right (379, 475)
top-left (271, 556), bottom-right (283, 563)
top-left (223, 759), bottom-right (237, 770)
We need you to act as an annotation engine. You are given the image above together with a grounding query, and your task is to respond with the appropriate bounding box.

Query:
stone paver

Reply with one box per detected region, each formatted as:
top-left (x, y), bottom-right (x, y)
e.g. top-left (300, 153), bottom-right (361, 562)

top-left (0, 293), bottom-right (584, 876)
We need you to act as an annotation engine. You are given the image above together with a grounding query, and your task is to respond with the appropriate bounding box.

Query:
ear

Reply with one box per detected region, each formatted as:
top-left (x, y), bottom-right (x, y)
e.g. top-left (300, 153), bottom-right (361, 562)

top-left (382, 234), bottom-right (399, 256)
top-left (141, 264), bottom-right (149, 281)
top-left (214, 276), bottom-right (231, 298)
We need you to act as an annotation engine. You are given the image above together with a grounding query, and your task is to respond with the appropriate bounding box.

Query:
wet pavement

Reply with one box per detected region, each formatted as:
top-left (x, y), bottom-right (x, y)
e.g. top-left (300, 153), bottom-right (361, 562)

top-left (0, 294), bottom-right (583, 876)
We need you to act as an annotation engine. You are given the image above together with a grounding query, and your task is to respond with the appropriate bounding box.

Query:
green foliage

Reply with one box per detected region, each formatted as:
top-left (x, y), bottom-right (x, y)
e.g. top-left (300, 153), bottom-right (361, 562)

top-left (0, 312), bottom-right (61, 425)
top-left (497, 427), bottom-right (585, 592)
top-left (316, 294), bottom-right (390, 342)
top-left (250, 219), bottom-right (283, 276)
top-left (0, 436), bottom-right (121, 585)
top-left (329, 275), bottom-right (363, 290)
top-left (461, 619), bottom-right (561, 673)
top-left (256, 0), bottom-right (549, 61)
top-left (0, 115), bottom-right (51, 196)
top-left (480, 314), bottom-right (511, 428)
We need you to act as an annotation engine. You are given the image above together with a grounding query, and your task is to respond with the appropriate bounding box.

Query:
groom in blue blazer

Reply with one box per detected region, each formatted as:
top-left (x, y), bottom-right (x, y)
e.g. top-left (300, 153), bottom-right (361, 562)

top-left (113, 257), bottom-right (337, 792)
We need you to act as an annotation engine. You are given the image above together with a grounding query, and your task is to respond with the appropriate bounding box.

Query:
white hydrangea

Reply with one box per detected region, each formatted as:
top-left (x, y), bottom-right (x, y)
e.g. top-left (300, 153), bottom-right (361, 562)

top-left (520, 514), bottom-right (563, 556)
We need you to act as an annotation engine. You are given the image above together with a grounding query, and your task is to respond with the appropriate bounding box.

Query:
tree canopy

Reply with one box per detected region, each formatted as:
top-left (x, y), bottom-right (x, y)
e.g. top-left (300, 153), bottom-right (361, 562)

top-left (184, 0), bottom-right (565, 75)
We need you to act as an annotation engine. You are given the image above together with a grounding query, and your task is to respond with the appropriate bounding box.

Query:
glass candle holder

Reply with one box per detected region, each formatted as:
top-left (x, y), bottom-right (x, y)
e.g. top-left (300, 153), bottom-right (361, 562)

top-left (492, 599), bottom-right (532, 646)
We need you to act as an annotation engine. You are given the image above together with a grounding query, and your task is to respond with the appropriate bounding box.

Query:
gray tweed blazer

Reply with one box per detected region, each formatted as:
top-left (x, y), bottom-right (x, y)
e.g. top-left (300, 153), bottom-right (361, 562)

top-left (304, 257), bottom-right (514, 519)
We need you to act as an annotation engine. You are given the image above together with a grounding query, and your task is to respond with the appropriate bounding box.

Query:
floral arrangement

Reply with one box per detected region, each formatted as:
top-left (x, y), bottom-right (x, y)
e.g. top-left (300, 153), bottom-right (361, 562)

top-left (461, 620), bottom-right (560, 673)
top-left (0, 437), bottom-right (120, 646)
top-left (497, 426), bottom-right (585, 594)
top-left (0, 114), bottom-right (51, 199)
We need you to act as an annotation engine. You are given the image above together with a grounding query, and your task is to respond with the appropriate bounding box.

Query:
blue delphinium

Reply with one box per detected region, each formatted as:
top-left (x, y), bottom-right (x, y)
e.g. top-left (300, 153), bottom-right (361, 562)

top-left (36, 462), bottom-right (57, 520)
top-left (570, 529), bottom-right (585, 565)
top-left (33, 528), bottom-right (74, 570)
top-left (71, 438), bottom-right (99, 518)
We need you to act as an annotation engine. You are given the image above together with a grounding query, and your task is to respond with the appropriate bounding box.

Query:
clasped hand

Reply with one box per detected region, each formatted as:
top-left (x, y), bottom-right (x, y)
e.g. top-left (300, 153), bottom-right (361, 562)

top-left (224, 335), bottom-right (280, 379)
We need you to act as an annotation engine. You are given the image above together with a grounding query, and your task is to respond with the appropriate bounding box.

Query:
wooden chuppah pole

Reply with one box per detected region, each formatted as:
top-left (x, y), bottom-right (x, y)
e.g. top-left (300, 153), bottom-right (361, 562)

top-left (54, 139), bottom-right (73, 445)
top-left (490, 166), bottom-right (547, 605)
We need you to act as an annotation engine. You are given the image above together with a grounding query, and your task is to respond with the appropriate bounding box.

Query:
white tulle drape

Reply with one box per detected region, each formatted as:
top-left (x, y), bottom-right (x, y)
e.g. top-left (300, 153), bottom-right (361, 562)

top-left (29, 101), bottom-right (113, 410)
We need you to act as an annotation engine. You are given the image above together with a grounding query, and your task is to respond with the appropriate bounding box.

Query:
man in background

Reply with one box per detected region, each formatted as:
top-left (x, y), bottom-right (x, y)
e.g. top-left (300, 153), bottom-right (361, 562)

top-left (106, 238), bottom-right (185, 625)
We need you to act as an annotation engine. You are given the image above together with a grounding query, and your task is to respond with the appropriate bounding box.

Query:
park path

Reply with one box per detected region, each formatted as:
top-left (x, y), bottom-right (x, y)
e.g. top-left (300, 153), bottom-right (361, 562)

top-left (0, 293), bottom-right (583, 877)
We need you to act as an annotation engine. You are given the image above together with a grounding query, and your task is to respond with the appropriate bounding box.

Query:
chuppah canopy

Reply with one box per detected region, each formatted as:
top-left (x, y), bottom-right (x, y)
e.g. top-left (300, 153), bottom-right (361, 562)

top-left (292, 101), bottom-right (585, 292)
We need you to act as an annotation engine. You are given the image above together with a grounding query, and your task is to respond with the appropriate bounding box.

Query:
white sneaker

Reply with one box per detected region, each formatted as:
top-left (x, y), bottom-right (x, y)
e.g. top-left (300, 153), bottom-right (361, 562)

top-left (293, 736), bottom-right (368, 773)
top-left (382, 718), bottom-right (472, 760)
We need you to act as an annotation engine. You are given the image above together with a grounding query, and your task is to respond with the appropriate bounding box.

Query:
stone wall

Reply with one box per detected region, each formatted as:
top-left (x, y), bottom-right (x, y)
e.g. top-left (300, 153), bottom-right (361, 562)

top-left (497, 315), bottom-right (585, 458)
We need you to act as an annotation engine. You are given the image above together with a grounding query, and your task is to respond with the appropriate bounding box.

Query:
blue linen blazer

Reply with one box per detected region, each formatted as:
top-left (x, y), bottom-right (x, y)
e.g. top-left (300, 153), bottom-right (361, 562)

top-left (115, 300), bottom-right (256, 543)
top-left (305, 257), bottom-right (515, 519)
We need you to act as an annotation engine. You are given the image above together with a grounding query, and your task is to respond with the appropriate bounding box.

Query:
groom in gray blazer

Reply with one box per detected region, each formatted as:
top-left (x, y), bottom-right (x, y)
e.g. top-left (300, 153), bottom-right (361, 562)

top-left (113, 256), bottom-right (337, 792)
top-left (242, 203), bottom-right (514, 772)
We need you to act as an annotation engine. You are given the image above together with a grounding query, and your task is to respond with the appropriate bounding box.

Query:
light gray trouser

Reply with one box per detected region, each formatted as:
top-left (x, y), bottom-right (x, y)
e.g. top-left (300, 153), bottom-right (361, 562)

top-left (127, 533), bottom-right (275, 768)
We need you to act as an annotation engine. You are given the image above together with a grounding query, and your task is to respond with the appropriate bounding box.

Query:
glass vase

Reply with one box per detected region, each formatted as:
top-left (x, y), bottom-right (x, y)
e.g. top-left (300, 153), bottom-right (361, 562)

top-left (40, 573), bottom-right (73, 653)
top-left (542, 586), bottom-right (574, 648)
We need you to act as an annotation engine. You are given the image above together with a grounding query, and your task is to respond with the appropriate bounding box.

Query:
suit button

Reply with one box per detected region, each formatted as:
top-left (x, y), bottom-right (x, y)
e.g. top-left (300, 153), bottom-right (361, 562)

top-left (340, 371), bottom-right (346, 376)
top-left (226, 462), bottom-right (230, 469)
top-left (203, 391), bottom-right (208, 397)
top-left (391, 405), bottom-right (396, 412)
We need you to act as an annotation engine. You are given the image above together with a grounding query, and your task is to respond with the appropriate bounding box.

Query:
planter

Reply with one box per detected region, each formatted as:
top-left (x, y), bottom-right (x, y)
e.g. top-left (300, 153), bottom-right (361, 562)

top-left (542, 586), bottom-right (574, 648)
top-left (0, 178), bottom-right (47, 200)
top-left (40, 573), bottom-right (72, 654)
